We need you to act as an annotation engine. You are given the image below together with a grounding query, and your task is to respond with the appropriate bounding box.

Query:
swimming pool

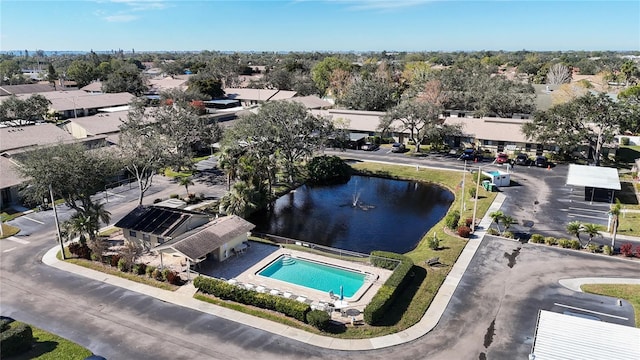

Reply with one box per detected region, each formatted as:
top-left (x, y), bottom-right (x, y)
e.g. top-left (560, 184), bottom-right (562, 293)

top-left (257, 255), bottom-right (365, 298)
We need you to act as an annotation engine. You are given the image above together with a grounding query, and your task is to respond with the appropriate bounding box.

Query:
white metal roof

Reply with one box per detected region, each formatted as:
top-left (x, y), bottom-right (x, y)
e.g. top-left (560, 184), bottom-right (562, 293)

top-left (531, 310), bottom-right (640, 360)
top-left (566, 164), bottom-right (621, 190)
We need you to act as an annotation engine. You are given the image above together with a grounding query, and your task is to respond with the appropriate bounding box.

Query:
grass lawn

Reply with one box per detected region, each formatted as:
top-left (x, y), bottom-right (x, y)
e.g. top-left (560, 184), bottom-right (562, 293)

top-left (1, 222), bottom-right (21, 238)
top-left (4, 321), bottom-right (92, 360)
top-left (196, 162), bottom-right (497, 339)
top-left (617, 211), bottom-right (640, 237)
top-left (581, 284), bottom-right (640, 327)
top-left (164, 168), bottom-right (193, 178)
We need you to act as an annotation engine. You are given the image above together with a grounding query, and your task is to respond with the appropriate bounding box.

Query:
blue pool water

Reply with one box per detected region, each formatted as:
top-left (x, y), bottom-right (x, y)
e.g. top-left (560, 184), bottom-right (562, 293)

top-left (487, 171), bottom-right (500, 176)
top-left (258, 256), bottom-right (365, 297)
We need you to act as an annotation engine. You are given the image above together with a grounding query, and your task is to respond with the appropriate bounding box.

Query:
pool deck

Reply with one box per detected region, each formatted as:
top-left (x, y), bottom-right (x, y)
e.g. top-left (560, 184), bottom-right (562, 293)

top-left (228, 248), bottom-right (392, 322)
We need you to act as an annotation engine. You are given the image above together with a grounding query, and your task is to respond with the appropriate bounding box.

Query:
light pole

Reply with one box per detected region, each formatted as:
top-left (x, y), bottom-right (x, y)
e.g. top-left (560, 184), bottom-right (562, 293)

top-left (49, 183), bottom-right (65, 260)
top-left (472, 165), bottom-right (482, 232)
top-left (460, 160), bottom-right (467, 214)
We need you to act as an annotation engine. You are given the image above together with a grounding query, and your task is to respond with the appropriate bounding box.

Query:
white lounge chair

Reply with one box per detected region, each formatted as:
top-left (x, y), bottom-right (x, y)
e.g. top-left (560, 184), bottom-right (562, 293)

top-left (283, 292), bottom-right (294, 299)
top-left (256, 285), bottom-right (267, 293)
top-left (269, 289), bottom-right (281, 296)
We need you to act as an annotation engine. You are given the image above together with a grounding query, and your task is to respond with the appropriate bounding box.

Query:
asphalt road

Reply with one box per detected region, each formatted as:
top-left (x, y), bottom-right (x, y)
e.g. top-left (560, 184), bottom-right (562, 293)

top-left (2, 151), bottom-right (639, 359)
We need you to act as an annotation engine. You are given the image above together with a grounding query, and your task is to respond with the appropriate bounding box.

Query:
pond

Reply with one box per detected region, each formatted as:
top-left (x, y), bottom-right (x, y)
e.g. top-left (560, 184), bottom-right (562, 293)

top-left (249, 175), bottom-right (454, 254)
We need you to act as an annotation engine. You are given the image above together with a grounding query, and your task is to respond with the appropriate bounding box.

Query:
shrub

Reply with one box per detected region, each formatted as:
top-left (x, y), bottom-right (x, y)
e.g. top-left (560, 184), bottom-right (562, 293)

top-left (569, 239), bottom-right (582, 250)
top-left (169, 194), bottom-right (179, 199)
top-left (636, 246), bottom-right (640, 258)
top-left (427, 235), bottom-right (440, 250)
top-left (0, 322), bottom-right (33, 357)
top-left (620, 243), bottom-right (634, 257)
top-left (457, 225), bottom-right (472, 238)
top-left (110, 254), bottom-right (121, 267)
top-left (153, 198), bottom-right (162, 204)
top-left (468, 188), bottom-right (477, 199)
top-left (603, 245), bottom-right (613, 255)
top-left (306, 310), bottom-right (331, 331)
top-left (465, 218), bottom-right (474, 227)
top-left (486, 228), bottom-right (500, 236)
top-left (152, 268), bottom-right (163, 281)
top-left (117, 258), bottom-right (129, 272)
top-left (544, 237), bottom-right (557, 246)
top-left (146, 265), bottom-right (156, 278)
top-left (502, 231), bottom-right (514, 239)
top-left (0, 318), bottom-right (11, 332)
top-left (445, 210), bottom-right (461, 230)
top-left (132, 263), bottom-right (147, 275)
top-left (165, 270), bottom-right (182, 285)
top-left (364, 251), bottom-right (414, 325)
top-left (193, 277), bottom-right (310, 322)
top-left (557, 239), bottom-right (571, 248)
top-left (530, 234), bottom-right (544, 244)
top-left (587, 244), bottom-right (601, 253)
top-left (68, 243), bottom-right (91, 259)
top-left (161, 268), bottom-right (171, 281)
top-left (621, 137), bottom-right (630, 146)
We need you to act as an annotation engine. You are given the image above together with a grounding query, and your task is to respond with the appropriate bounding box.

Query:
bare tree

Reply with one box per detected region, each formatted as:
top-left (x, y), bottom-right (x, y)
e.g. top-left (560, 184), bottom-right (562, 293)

top-left (547, 63), bottom-right (572, 85)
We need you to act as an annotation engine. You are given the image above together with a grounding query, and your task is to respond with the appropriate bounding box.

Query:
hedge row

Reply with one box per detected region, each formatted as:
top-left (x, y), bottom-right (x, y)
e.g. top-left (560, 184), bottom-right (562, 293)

top-left (193, 276), bottom-right (310, 322)
top-left (0, 321), bottom-right (33, 357)
top-left (364, 251), bottom-right (415, 325)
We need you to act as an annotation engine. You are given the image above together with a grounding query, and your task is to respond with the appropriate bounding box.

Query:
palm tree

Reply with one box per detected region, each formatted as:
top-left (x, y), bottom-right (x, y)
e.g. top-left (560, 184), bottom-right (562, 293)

top-left (63, 212), bottom-right (92, 245)
top-left (218, 147), bottom-right (242, 191)
top-left (610, 201), bottom-right (622, 248)
top-left (86, 202), bottom-right (111, 241)
top-left (178, 175), bottom-right (194, 197)
top-left (580, 223), bottom-right (602, 248)
top-left (502, 215), bottom-right (517, 233)
top-left (490, 211), bottom-right (504, 233)
top-left (218, 181), bottom-right (259, 218)
top-left (566, 221), bottom-right (582, 243)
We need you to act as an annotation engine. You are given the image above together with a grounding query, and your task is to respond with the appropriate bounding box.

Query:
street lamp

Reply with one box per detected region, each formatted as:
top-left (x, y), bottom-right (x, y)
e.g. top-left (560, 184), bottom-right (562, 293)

top-left (49, 183), bottom-right (65, 260)
top-left (472, 165), bottom-right (482, 233)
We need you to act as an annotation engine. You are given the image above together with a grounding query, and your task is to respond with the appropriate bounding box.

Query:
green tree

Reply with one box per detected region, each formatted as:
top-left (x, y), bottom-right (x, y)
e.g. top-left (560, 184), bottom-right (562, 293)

top-left (566, 221), bottom-right (582, 242)
top-left (178, 175), bottom-right (194, 196)
top-left (490, 211), bottom-right (505, 233)
top-left (218, 181), bottom-right (259, 218)
top-left (580, 223), bottom-right (602, 248)
top-left (66, 60), bottom-right (97, 88)
top-left (311, 56), bottom-right (353, 96)
top-left (609, 200), bottom-right (622, 248)
top-left (0, 59), bottom-right (22, 85)
top-left (0, 94), bottom-right (51, 124)
top-left (218, 145), bottom-right (244, 191)
top-left (102, 63), bottom-right (147, 95)
top-left (306, 155), bottom-right (351, 185)
top-left (47, 63), bottom-right (58, 84)
top-left (523, 92), bottom-right (623, 165)
top-left (379, 99), bottom-right (442, 153)
top-left (339, 75), bottom-right (397, 111)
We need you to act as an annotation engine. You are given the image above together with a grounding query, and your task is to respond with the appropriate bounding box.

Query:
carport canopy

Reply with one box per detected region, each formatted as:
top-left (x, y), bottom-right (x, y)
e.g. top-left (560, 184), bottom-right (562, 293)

top-left (565, 164), bottom-right (621, 190)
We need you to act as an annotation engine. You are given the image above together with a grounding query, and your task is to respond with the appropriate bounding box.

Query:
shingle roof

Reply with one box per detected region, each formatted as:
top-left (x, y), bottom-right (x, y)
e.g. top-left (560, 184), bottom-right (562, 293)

top-left (285, 95), bottom-right (333, 109)
top-left (223, 88), bottom-right (297, 101)
top-left (65, 110), bottom-right (128, 136)
top-left (0, 124), bottom-right (75, 153)
top-left (0, 83), bottom-right (56, 95)
top-left (148, 76), bottom-right (189, 92)
top-left (154, 215), bottom-right (255, 260)
top-left (0, 91), bottom-right (135, 112)
top-left (443, 117), bottom-right (530, 143)
top-left (114, 205), bottom-right (209, 237)
top-left (0, 156), bottom-right (26, 189)
top-left (81, 81), bottom-right (103, 92)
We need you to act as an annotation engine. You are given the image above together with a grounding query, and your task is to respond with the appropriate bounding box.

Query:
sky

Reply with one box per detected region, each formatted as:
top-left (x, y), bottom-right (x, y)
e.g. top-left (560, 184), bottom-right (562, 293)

top-left (1, 0), bottom-right (639, 52)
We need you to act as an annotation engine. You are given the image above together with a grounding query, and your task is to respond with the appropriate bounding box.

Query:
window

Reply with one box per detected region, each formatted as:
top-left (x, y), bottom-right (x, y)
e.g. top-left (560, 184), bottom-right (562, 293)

top-left (129, 230), bottom-right (137, 237)
top-left (142, 233), bottom-right (150, 241)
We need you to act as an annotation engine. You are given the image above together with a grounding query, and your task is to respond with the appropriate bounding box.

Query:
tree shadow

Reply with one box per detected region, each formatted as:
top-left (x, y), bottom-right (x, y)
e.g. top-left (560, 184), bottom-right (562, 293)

top-left (9, 341), bottom-right (60, 360)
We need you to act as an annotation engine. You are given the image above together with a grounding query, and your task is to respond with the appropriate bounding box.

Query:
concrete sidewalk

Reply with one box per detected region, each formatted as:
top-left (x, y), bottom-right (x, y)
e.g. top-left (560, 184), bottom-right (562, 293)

top-left (39, 192), bottom-right (551, 350)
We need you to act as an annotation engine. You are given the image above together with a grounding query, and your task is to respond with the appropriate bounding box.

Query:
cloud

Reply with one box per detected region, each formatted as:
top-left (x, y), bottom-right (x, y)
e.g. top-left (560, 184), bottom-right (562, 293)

top-left (95, 0), bottom-right (169, 22)
top-left (323, 0), bottom-right (437, 11)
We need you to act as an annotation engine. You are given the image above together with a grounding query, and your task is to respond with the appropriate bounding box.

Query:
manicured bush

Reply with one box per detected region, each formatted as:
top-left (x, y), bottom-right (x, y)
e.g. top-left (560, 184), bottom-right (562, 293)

top-left (110, 254), bottom-right (121, 267)
top-left (569, 239), bottom-right (582, 250)
top-left (486, 228), bottom-right (500, 236)
top-left (457, 225), bottom-right (472, 238)
top-left (587, 244), bottom-right (601, 253)
top-left (621, 137), bottom-right (630, 146)
top-left (530, 234), bottom-right (544, 244)
top-left (0, 322), bottom-right (33, 357)
top-left (0, 318), bottom-right (11, 332)
top-left (502, 231), bottom-right (514, 239)
top-left (193, 276), bottom-right (310, 322)
top-left (636, 246), bottom-right (640, 258)
top-left (165, 270), bottom-right (182, 285)
top-left (169, 193), bottom-right (179, 199)
top-left (603, 245), bottom-right (613, 255)
top-left (544, 237), bottom-right (557, 246)
top-left (153, 198), bottom-right (162, 204)
top-left (306, 310), bottom-right (331, 331)
top-left (557, 239), bottom-right (571, 248)
top-left (152, 268), bottom-right (163, 281)
top-left (364, 252), bottom-right (414, 325)
top-left (620, 243), bottom-right (634, 257)
top-left (468, 188), bottom-right (477, 199)
top-left (132, 263), bottom-right (147, 276)
top-left (445, 210), bottom-right (461, 230)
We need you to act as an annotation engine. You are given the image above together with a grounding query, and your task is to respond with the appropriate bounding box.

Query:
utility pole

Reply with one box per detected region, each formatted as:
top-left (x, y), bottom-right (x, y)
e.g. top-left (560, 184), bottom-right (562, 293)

top-left (472, 165), bottom-right (482, 232)
top-left (460, 160), bottom-right (467, 214)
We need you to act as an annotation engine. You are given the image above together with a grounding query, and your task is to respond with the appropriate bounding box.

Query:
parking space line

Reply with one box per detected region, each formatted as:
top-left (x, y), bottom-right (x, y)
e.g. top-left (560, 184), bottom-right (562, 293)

top-left (21, 216), bottom-right (44, 224)
top-left (554, 303), bottom-right (628, 320)
top-left (6, 236), bottom-right (30, 244)
top-left (3, 247), bottom-right (17, 253)
top-left (567, 213), bottom-right (607, 220)
top-left (567, 207), bottom-right (608, 214)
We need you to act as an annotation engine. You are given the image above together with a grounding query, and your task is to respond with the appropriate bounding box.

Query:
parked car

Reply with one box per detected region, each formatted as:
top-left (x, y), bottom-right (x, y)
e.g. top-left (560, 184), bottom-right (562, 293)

top-left (515, 153), bottom-right (531, 165)
top-left (535, 156), bottom-right (548, 167)
top-left (391, 142), bottom-right (406, 153)
top-left (496, 153), bottom-right (509, 164)
top-left (459, 149), bottom-right (482, 161)
top-left (361, 142), bottom-right (379, 151)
